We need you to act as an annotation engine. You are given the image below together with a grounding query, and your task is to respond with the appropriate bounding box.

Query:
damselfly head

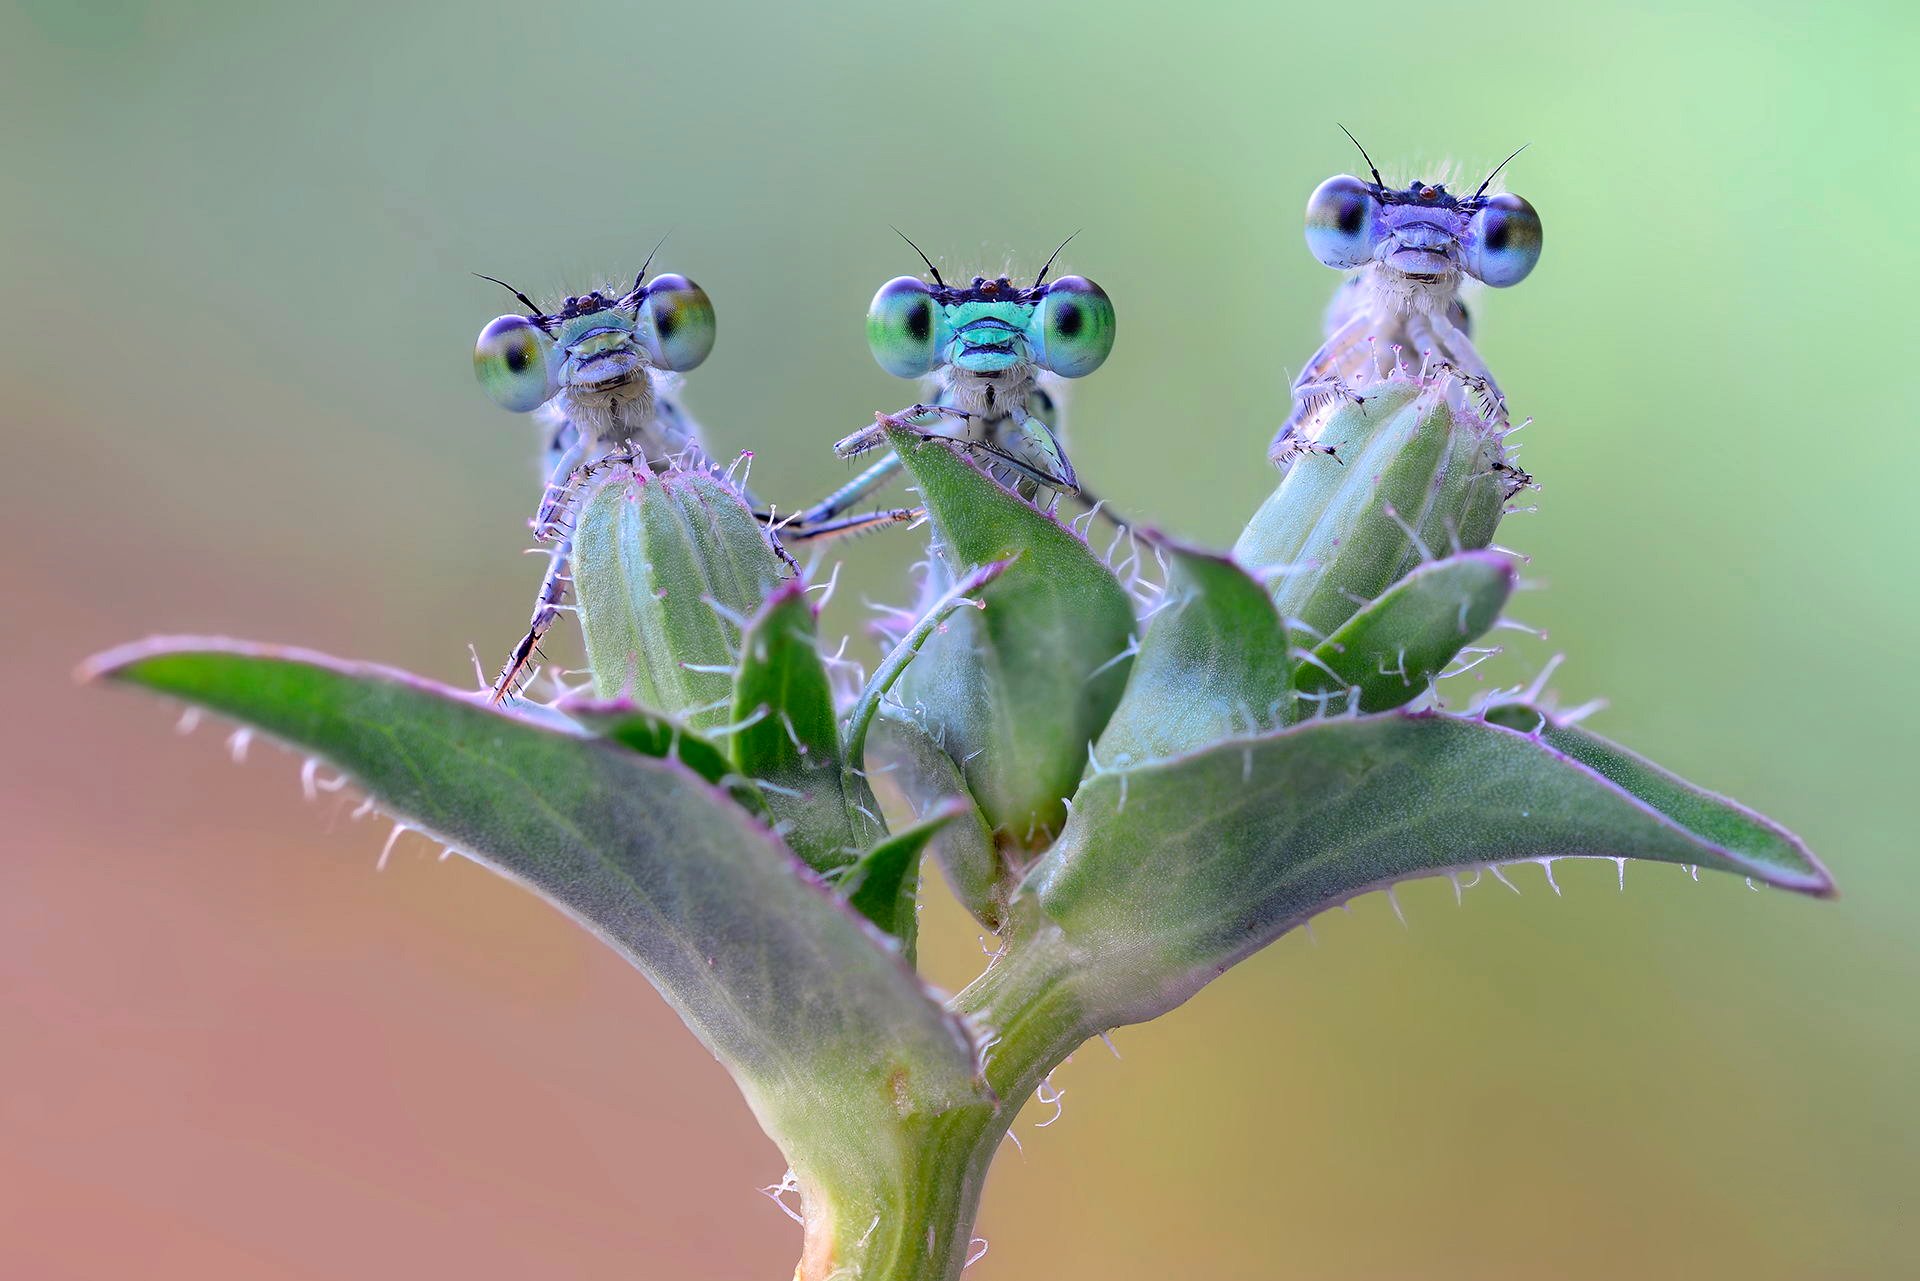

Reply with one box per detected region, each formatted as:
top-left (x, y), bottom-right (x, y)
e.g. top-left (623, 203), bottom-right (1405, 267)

top-left (1304, 143), bottom-right (1542, 288)
top-left (473, 270), bottom-right (715, 413)
top-left (866, 257), bottom-right (1115, 381)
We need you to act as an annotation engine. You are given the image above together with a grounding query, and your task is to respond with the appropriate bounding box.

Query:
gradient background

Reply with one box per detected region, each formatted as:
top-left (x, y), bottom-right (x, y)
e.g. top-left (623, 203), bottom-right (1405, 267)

top-left (5, 1), bottom-right (1915, 1277)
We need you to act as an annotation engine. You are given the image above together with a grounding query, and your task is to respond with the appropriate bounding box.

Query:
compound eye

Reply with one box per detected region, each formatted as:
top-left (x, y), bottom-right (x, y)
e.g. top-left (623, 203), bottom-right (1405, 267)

top-left (637, 273), bottom-right (716, 371)
top-left (1031, 275), bottom-right (1116, 378)
top-left (474, 314), bottom-right (554, 412)
top-left (1464, 193), bottom-right (1543, 287)
top-left (866, 275), bottom-right (944, 378)
top-left (1304, 174), bottom-right (1380, 269)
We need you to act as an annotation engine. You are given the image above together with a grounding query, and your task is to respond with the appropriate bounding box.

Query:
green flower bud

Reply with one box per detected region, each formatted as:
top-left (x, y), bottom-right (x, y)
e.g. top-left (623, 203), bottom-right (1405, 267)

top-left (570, 463), bottom-right (787, 728)
top-left (1233, 369), bottom-right (1520, 647)
top-left (881, 428), bottom-right (1137, 850)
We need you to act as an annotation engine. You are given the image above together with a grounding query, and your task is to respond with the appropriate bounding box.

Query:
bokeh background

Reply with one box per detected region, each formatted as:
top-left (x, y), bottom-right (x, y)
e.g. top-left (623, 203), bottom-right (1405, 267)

top-left (5, 0), bottom-right (1916, 1276)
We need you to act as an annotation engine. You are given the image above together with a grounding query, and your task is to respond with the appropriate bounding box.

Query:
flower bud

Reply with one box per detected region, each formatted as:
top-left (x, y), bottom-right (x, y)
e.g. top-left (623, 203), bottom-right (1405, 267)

top-left (570, 463), bottom-right (786, 728)
top-left (1233, 368), bottom-right (1517, 646)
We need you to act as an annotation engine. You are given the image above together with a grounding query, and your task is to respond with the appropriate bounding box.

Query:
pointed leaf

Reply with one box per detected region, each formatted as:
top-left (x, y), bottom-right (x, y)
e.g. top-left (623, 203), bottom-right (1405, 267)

top-left (1296, 550), bottom-right (1516, 715)
top-left (1028, 711), bottom-right (1833, 1028)
top-left (1094, 540), bottom-right (1291, 767)
top-left (1482, 703), bottom-right (1830, 894)
top-left (87, 638), bottom-right (987, 1135)
top-left (843, 558), bottom-right (1013, 772)
top-left (869, 705), bottom-right (1005, 930)
top-left (838, 800), bottom-right (966, 961)
top-left (562, 697), bottom-right (772, 822)
top-left (885, 425), bottom-right (1136, 844)
top-left (731, 581), bottom-right (875, 872)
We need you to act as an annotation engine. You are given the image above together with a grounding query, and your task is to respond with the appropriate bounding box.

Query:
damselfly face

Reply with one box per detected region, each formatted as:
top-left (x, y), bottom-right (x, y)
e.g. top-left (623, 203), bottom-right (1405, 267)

top-left (473, 274), bottom-right (715, 427)
top-left (866, 272), bottom-right (1116, 382)
top-left (791, 249), bottom-right (1116, 535)
top-left (1304, 172), bottom-right (1542, 289)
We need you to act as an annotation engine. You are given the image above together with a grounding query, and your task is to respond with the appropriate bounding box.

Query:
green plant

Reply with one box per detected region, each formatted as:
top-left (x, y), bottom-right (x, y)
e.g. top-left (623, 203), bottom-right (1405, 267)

top-left (86, 368), bottom-right (1829, 1281)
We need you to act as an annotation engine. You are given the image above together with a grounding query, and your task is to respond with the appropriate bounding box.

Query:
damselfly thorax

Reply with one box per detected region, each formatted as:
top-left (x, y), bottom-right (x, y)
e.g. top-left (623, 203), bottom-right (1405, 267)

top-left (1273, 136), bottom-right (1542, 462)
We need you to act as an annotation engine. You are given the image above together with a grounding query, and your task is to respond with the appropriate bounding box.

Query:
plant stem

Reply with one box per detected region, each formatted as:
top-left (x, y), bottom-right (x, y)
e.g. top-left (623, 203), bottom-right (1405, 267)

top-left (793, 915), bottom-right (1091, 1281)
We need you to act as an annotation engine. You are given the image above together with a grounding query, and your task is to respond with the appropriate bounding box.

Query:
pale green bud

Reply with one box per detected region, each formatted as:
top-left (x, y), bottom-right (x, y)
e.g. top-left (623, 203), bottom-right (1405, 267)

top-left (1233, 370), bottom-right (1519, 648)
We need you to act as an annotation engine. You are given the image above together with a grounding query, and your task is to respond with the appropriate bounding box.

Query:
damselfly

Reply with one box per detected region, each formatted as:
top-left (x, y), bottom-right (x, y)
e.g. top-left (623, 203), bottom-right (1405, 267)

top-left (473, 254), bottom-right (926, 703)
top-left (472, 261), bottom-right (736, 702)
top-left (1272, 131), bottom-right (1542, 461)
top-left (788, 236), bottom-right (1117, 533)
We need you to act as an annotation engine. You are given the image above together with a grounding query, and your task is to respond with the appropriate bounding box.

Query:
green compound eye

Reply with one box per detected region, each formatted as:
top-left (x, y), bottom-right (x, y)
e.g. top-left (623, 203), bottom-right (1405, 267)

top-left (867, 275), bottom-right (944, 378)
top-left (1031, 276), bottom-right (1115, 378)
top-left (474, 314), bottom-right (555, 412)
top-left (637, 274), bottom-right (716, 372)
top-left (1464, 193), bottom-right (1543, 288)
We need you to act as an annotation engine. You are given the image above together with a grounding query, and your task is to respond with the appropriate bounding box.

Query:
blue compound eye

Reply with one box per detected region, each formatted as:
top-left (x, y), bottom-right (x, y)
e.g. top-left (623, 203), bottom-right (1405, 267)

top-left (1464, 193), bottom-right (1543, 287)
top-left (474, 314), bottom-right (555, 412)
top-left (637, 274), bottom-right (716, 372)
top-left (1031, 276), bottom-right (1116, 378)
top-left (1304, 174), bottom-right (1380, 269)
top-left (867, 275), bottom-right (945, 378)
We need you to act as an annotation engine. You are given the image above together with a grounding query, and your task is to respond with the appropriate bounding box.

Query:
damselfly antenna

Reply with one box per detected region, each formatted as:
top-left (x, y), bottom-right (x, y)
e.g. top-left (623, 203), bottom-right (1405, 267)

top-left (1473, 144), bottom-right (1531, 201)
top-left (1338, 124), bottom-right (1385, 188)
top-left (891, 226), bottom-right (946, 288)
top-left (627, 229), bottom-right (674, 306)
top-left (475, 273), bottom-right (550, 328)
top-left (1034, 230), bottom-right (1082, 289)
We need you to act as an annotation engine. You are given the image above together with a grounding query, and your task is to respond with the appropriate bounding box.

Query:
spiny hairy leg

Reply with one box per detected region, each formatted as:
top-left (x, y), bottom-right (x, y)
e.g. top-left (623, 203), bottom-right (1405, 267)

top-left (1269, 392), bottom-right (1352, 466)
top-left (1408, 310), bottom-right (1509, 428)
top-left (1273, 311), bottom-right (1373, 453)
top-left (489, 539), bottom-right (571, 705)
top-left (747, 405), bottom-right (958, 543)
top-left (832, 402), bottom-right (972, 462)
top-left (768, 506), bottom-right (923, 543)
top-left (792, 453), bottom-right (906, 527)
top-left (491, 447), bottom-right (655, 705)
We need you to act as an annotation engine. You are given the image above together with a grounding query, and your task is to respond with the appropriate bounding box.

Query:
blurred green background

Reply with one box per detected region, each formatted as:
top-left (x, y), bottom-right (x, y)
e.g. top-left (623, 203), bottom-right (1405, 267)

top-left (5, 0), bottom-right (1915, 1276)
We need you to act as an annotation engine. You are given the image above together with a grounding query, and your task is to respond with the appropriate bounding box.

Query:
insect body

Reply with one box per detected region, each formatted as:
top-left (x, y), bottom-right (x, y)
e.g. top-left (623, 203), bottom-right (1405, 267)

top-left (792, 244), bottom-right (1117, 533)
top-left (1272, 136), bottom-right (1542, 461)
top-left (473, 266), bottom-right (721, 702)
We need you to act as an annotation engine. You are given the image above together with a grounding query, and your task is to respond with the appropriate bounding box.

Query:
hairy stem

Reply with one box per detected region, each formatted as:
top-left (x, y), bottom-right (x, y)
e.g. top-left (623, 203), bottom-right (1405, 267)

top-left (793, 914), bottom-right (1091, 1281)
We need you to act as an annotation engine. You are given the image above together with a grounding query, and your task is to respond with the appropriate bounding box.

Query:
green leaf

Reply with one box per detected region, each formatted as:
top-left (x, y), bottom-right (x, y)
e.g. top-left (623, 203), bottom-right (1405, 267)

top-left (561, 697), bottom-right (772, 823)
top-left (1094, 540), bottom-right (1291, 767)
top-left (842, 559), bottom-right (1012, 929)
top-left (731, 581), bottom-right (875, 873)
top-left (838, 800), bottom-right (966, 960)
top-left (885, 425), bottom-right (1136, 844)
top-left (1028, 711), bottom-right (1833, 1028)
top-left (1295, 550), bottom-right (1516, 716)
top-left (87, 638), bottom-right (988, 1135)
top-left (1481, 703), bottom-right (1832, 895)
top-left (843, 558), bottom-right (1013, 773)
top-left (869, 705), bottom-right (1005, 930)
top-left (571, 466), bottom-right (786, 728)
